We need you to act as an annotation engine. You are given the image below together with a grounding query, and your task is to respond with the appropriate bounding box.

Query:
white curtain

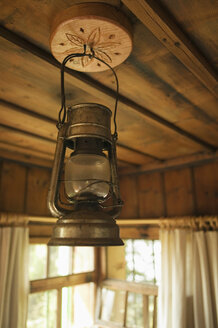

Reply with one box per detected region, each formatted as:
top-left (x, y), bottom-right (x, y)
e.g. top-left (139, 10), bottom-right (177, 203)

top-left (158, 221), bottom-right (218, 328)
top-left (0, 215), bottom-right (29, 328)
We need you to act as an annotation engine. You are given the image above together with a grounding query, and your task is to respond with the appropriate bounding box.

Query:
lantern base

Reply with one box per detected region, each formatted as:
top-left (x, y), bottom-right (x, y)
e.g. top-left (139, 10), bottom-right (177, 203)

top-left (48, 209), bottom-right (123, 246)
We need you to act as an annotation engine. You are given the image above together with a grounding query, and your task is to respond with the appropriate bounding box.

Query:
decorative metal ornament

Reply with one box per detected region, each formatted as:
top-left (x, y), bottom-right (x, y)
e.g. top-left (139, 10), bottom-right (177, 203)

top-left (48, 3), bottom-right (133, 246)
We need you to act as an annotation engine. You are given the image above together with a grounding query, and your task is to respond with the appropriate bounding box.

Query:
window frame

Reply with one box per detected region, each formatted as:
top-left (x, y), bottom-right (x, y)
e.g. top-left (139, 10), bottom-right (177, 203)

top-left (95, 279), bottom-right (158, 328)
top-left (28, 239), bottom-right (104, 328)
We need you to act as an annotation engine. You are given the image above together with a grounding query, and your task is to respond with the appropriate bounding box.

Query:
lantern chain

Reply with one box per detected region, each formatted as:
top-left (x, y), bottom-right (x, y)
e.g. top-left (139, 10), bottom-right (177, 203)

top-left (57, 45), bottom-right (119, 139)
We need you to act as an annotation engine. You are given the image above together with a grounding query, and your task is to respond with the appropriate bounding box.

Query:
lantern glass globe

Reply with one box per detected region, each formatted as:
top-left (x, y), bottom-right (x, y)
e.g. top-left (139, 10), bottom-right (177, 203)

top-left (65, 153), bottom-right (111, 199)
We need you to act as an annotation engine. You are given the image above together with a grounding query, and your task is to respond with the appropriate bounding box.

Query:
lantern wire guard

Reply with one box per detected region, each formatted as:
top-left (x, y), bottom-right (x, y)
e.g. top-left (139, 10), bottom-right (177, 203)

top-left (47, 45), bottom-right (124, 246)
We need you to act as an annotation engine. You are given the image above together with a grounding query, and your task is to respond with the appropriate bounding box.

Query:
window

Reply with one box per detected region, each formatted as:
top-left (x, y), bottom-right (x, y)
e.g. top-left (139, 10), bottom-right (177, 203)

top-left (95, 239), bottom-right (161, 328)
top-left (125, 239), bottom-right (161, 328)
top-left (125, 239), bottom-right (161, 285)
top-left (27, 244), bottom-right (95, 328)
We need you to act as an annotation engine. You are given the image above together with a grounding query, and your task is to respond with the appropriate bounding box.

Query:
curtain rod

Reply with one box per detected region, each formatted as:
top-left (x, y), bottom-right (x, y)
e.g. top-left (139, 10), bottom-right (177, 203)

top-left (117, 217), bottom-right (218, 226)
top-left (0, 212), bottom-right (217, 227)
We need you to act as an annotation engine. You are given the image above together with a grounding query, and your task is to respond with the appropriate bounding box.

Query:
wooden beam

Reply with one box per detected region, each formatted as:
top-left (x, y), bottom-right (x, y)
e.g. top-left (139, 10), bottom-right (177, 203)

top-left (101, 279), bottom-right (158, 296)
top-left (30, 271), bottom-right (95, 293)
top-left (117, 219), bottom-right (161, 226)
top-left (28, 214), bottom-right (160, 239)
top-left (29, 224), bottom-right (53, 239)
top-left (0, 26), bottom-right (216, 151)
top-left (23, 214), bottom-right (218, 226)
top-left (120, 226), bottom-right (159, 240)
top-left (122, 0), bottom-right (218, 97)
top-left (117, 216), bottom-right (218, 225)
top-left (119, 151), bottom-right (218, 175)
top-left (30, 237), bottom-right (50, 244)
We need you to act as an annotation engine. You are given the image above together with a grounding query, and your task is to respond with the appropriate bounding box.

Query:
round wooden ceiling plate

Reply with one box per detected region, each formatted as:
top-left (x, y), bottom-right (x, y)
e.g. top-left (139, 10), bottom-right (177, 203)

top-left (50, 3), bottom-right (133, 72)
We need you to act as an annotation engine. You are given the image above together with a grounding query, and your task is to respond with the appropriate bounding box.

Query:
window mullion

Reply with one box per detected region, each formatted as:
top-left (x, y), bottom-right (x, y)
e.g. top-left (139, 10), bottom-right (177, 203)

top-left (47, 245), bottom-right (50, 278)
top-left (57, 288), bottom-right (62, 328)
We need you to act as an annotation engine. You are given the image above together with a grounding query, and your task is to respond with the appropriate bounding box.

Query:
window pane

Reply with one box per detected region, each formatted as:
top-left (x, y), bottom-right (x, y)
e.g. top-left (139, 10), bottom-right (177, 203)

top-left (126, 292), bottom-right (144, 328)
top-left (48, 246), bottom-right (94, 277)
top-left (62, 283), bottom-right (94, 328)
top-left (27, 290), bottom-right (57, 328)
top-left (101, 288), bottom-right (126, 324)
top-left (73, 247), bottom-right (94, 273)
top-left (125, 239), bottom-right (161, 285)
top-left (29, 245), bottom-right (47, 280)
top-left (154, 240), bottom-right (161, 285)
top-left (48, 246), bottom-right (73, 277)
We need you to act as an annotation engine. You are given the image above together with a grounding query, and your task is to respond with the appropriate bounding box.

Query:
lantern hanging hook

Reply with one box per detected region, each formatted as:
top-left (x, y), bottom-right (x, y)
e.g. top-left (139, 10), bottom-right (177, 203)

top-left (57, 45), bottom-right (119, 139)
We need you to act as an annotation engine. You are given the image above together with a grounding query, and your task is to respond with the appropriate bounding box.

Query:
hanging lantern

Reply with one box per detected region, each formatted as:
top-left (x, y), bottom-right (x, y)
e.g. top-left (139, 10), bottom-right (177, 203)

top-left (47, 3), bottom-right (133, 246)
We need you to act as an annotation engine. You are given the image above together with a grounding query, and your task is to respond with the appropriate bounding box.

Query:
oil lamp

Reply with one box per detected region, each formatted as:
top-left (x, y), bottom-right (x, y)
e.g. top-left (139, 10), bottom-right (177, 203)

top-left (47, 3), bottom-right (133, 246)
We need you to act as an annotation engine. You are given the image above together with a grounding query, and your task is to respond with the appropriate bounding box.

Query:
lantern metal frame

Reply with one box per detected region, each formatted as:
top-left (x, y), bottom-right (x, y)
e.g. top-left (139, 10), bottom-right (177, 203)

top-left (47, 48), bottom-right (124, 246)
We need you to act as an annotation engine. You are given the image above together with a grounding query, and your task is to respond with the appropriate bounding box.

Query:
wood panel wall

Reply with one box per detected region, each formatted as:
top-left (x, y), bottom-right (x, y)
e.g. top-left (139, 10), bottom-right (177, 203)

top-left (0, 159), bottom-right (51, 216)
top-left (0, 158), bottom-right (217, 218)
top-left (120, 161), bottom-right (218, 218)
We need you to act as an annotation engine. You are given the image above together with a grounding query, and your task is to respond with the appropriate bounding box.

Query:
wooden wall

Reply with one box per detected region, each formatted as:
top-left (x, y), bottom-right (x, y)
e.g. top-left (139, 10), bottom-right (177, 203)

top-left (0, 158), bottom-right (217, 218)
top-left (120, 161), bottom-right (218, 219)
top-left (0, 159), bottom-right (51, 216)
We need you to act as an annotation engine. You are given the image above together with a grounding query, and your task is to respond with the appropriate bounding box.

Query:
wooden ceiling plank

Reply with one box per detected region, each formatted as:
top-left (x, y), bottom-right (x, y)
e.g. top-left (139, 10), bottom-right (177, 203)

top-left (0, 144), bottom-right (53, 168)
top-left (0, 99), bottom-right (57, 140)
top-left (0, 142), bottom-right (53, 161)
top-left (119, 151), bottom-right (218, 176)
top-left (0, 99), bottom-right (161, 165)
top-left (122, 0), bottom-right (218, 97)
top-left (0, 26), bottom-right (216, 152)
top-left (0, 124), bottom-right (55, 155)
top-left (117, 143), bottom-right (161, 164)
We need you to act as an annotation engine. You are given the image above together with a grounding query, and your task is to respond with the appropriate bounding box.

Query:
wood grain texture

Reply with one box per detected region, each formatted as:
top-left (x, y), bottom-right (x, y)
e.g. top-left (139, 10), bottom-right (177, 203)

top-left (122, 0), bottom-right (218, 96)
top-left (119, 152), bottom-right (218, 176)
top-left (0, 143), bottom-right (53, 168)
top-left (0, 1), bottom-right (217, 166)
top-left (0, 160), bottom-right (27, 212)
top-left (25, 166), bottom-right (51, 215)
top-left (0, 99), bottom-right (155, 166)
top-left (194, 162), bottom-right (218, 215)
top-left (164, 168), bottom-right (195, 216)
top-left (1, 158), bottom-right (217, 219)
top-left (119, 160), bottom-right (218, 218)
top-left (119, 175), bottom-right (139, 218)
top-left (30, 271), bottom-right (95, 293)
top-left (29, 224), bottom-right (53, 239)
top-left (0, 125), bottom-right (56, 156)
top-left (50, 3), bottom-right (133, 72)
top-left (0, 29), bottom-right (215, 158)
top-left (101, 279), bottom-right (158, 295)
top-left (137, 172), bottom-right (165, 217)
top-left (107, 246), bottom-right (126, 280)
top-left (120, 226), bottom-right (159, 240)
top-left (0, 0), bottom-right (217, 220)
top-left (159, 0), bottom-right (218, 70)
top-left (143, 295), bottom-right (149, 328)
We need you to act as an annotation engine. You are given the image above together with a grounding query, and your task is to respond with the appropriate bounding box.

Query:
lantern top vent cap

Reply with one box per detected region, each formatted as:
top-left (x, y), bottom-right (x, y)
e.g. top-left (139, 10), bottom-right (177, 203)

top-left (50, 2), bottom-right (133, 72)
top-left (67, 103), bottom-right (112, 115)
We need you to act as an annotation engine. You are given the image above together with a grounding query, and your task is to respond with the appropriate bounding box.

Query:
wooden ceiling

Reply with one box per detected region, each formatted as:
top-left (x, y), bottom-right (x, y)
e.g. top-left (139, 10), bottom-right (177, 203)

top-left (0, 0), bottom-right (217, 172)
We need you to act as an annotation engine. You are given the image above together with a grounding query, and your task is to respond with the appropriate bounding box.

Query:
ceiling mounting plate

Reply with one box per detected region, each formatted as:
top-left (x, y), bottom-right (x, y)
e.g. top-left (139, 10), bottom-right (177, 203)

top-left (50, 3), bottom-right (133, 72)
